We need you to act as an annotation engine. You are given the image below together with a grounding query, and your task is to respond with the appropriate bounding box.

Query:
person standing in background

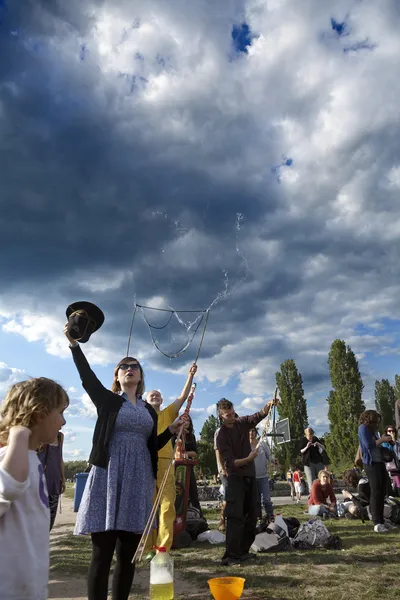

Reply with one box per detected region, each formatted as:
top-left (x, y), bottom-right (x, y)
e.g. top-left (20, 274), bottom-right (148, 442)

top-left (145, 364), bottom-right (197, 559)
top-left (293, 467), bottom-right (303, 503)
top-left (358, 410), bottom-right (392, 533)
top-left (249, 428), bottom-right (274, 522)
top-left (214, 425), bottom-right (228, 532)
top-left (286, 467), bottom-right (295, 501)
top-left (300, 427), bottom-right (325, 493)
top-left (38, 431), bottom-right (65, 530)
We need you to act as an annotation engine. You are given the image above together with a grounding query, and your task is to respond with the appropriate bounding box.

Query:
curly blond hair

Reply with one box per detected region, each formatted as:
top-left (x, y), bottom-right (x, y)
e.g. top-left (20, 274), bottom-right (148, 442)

top-left (0, 378), bottom-right (69, 446)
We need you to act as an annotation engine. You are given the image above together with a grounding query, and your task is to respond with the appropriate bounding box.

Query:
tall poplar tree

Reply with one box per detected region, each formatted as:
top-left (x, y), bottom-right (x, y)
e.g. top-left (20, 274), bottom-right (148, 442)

top-left (275, 359), bottom-right (308, 470)
top-left (375, 379), bottom-right (396, 426)
top-left (327, 339), bottom-right (365, 465)
top-left (393, 374), bottom-right (400, 405)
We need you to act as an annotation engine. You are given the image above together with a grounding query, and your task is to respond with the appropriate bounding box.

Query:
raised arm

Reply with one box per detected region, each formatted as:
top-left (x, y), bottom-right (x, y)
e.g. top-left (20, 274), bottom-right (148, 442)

top-left (240, 398), bottom-right (278, 428)
top-left (0, 427), bottom-right (31, 517)
top-left (64, 325), bottom-right (107, 406)
top-left (171, 364), bottom-right (197, 413)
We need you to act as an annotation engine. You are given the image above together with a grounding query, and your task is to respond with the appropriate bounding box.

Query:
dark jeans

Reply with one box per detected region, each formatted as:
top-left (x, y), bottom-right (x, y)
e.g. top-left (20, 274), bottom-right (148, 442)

top-left (223, 474), bottom-right (258, 559)
top-left (364, 462), bottom-right (388, 525)
top-left (88, 530), bottom-right (141, 600)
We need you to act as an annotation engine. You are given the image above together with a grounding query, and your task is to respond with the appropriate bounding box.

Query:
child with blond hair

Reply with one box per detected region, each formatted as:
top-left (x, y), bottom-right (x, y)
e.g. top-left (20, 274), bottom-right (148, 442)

top-left (0, 377), bottom-right (69, 599)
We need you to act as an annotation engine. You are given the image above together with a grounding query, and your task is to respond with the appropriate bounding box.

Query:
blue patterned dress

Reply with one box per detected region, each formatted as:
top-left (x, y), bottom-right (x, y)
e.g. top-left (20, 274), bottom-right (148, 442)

top-left (75, 396), bottom-right (155, 534)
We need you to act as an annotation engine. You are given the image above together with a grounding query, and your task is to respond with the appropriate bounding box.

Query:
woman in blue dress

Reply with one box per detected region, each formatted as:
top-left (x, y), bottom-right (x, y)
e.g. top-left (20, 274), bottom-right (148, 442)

top-left (64, 326), bottom-right (187, 600)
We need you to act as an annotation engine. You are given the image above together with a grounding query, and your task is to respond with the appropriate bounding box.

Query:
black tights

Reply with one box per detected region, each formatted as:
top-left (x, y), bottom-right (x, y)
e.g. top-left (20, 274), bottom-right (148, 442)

top-left (87, 530), bottom-right (141, 600)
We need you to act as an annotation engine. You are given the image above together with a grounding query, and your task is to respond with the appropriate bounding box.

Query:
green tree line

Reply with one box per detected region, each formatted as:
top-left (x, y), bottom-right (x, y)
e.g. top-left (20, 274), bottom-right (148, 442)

top-left (193, 339), bottom-right (400, 476)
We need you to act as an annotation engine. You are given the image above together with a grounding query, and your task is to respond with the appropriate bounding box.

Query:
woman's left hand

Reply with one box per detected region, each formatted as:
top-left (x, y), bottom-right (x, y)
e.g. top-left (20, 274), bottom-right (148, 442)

top-left (60, 480), bottom-right (66, 494)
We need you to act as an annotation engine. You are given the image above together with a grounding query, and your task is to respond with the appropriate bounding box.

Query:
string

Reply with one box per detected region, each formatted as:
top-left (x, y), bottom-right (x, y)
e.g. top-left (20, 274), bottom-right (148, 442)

top-left (139, 306), bottom-right (205, 359)
top-left (126, 303), bottom-right (137, 357)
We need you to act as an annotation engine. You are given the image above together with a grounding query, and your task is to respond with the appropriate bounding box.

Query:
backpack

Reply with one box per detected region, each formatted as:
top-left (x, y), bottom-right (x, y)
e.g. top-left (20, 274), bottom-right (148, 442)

top-left (383, 497), bottom-right (400, 525)
top-left (291, 519), bottom-right (331, 549)
top-left (283, 517), bottom-right (301, 538)
top-left (185, 505), bottom-right (209, 540)
top-left (251, 523), bottom-right (290, 553)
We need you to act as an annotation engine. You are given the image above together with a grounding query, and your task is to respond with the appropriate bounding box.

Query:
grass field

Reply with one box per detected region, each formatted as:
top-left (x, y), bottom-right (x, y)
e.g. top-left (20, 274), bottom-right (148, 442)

top-left (51, 496), bottom-right (400, 599)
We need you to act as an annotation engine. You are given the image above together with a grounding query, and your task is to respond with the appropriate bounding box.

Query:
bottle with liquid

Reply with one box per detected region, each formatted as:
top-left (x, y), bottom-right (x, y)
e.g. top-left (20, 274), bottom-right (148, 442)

top-left (150, 546), bottom-right (174, 600)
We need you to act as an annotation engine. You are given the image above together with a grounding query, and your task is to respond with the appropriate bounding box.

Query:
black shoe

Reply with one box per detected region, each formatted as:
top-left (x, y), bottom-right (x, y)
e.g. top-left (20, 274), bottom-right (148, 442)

top-left (221, 556), bottom-right (242, 566)
top-left (240, 552), bottom-right (257, 562)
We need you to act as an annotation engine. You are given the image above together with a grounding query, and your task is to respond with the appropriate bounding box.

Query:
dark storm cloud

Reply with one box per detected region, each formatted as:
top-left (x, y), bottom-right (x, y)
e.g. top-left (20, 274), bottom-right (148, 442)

top-left (1, 0), bottom-right (400, 400)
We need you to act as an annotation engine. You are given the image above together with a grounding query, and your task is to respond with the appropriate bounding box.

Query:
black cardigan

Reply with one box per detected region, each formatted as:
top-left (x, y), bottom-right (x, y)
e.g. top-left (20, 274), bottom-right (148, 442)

top-left (70, 345), bottom-right (173, 477)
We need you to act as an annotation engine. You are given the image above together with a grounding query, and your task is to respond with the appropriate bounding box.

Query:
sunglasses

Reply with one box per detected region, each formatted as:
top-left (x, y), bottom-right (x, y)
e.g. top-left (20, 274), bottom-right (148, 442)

top-left (387, 429), bottom-right (395, 433)
top-left (119, 363), bottom-right (140, 371)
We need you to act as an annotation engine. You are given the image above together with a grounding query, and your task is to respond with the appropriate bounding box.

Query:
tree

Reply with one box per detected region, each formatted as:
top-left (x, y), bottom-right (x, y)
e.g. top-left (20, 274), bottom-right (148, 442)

top-left (275, 359), bottom-right (308, 471)
top-left (196, 415), bottom-right (219, 476)
top-left (327, 339), bottom-right (365, 467)
top-left (64, 461), bottom-right (88, 480)
top-left (375, 379), bottom-right (396, 426)
top-left (200, 414), bottom-right (219, 444)
top-left (393, 374), bottom-right (400, 405)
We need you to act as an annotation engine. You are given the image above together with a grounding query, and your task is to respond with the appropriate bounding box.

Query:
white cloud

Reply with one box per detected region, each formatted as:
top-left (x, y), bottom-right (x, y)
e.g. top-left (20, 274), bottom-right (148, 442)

top-left (63, 448), bottom-right (86, 460)
top-left (206, 403), bottom-right (217, 416)
top-left (238, 396), bottom-right (264, 411)
top-left (2, 0), bottom-right (400, 453)
top-left (0, 362), bottom-right (26, 398)
top-left (79, 393), bottom-right (97, 419)
top-left (62, 428), bottom-right (77, 443)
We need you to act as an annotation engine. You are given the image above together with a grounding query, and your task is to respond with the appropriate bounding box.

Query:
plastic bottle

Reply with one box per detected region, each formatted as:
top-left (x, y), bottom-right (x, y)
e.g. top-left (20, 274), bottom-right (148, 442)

top-left (274, 514), bottom-right (289, 536)
top-left (150, 547), bottom-right (174, 600)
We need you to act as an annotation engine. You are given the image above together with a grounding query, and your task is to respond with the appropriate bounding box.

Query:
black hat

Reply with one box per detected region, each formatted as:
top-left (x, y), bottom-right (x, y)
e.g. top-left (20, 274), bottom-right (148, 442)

top-left (66, 301), bottom-right (105, 343)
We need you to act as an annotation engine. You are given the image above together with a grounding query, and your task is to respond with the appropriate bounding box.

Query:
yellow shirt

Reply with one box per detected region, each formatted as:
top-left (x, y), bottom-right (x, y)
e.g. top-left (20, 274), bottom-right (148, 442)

top-left (157, 402), bottom-right (178, 459)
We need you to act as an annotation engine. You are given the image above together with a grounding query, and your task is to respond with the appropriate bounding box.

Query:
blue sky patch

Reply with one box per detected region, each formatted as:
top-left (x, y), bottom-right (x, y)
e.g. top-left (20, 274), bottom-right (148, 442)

top-left (331, 18), bottom-right (350, 37)
top-left (232, 23), bottom-right (253, 53)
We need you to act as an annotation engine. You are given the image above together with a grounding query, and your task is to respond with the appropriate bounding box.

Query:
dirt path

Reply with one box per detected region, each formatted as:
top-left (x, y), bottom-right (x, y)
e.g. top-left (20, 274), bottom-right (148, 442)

top-left (49, 497), bottom-right (204, 600)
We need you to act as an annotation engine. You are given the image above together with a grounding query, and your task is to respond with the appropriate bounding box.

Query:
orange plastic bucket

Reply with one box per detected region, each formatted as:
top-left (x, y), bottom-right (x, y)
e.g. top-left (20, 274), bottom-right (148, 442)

top-left (208, 577), bottom-right (246, 600)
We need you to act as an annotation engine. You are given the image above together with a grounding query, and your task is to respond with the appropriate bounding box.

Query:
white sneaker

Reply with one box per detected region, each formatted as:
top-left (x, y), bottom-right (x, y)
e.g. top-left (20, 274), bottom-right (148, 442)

top-left (374, 524), bottom-right (389, 533)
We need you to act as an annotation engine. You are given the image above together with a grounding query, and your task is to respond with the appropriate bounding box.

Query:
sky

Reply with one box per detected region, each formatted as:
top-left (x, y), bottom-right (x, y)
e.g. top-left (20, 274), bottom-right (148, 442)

top-left (1, 0), bottom-right (400, 461)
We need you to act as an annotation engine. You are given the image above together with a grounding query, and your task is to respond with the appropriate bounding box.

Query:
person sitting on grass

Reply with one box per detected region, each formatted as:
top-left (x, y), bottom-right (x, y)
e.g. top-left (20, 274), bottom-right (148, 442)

top-left (308, 470), bottom-right (337, 518)
top-left (341, 468), bottom-right (371, 519)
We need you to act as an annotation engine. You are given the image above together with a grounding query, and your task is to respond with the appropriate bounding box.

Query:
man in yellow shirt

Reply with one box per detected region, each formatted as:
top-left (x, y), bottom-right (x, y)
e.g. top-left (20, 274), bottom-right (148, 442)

top-left (145, 363), bottom-right (197, 557)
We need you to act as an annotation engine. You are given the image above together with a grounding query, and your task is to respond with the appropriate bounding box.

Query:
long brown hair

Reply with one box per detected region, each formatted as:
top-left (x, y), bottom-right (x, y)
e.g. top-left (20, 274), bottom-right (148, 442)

top-left (359, 410), bottom-right (381, 431)
top-left (111, 357), bottom-right (145, 396)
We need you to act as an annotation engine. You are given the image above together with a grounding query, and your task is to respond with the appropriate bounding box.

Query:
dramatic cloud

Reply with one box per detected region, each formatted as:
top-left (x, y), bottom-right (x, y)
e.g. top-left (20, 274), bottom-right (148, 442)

top-left (1, 0), bottom-right (400, 435)
top-left (0, 362), bottom-right (26, 398)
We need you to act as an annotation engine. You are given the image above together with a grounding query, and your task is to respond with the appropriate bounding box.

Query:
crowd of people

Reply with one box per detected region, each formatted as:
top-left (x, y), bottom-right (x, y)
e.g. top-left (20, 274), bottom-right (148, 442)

top-left (1, 318), bottom-right (400, 597)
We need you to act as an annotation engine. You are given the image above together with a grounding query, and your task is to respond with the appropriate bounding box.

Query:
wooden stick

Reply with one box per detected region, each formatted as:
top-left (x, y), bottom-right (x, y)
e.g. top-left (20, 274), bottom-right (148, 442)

top-left (133, 424), bottom-right (186, 563)
top-left (133, 384), bottom-right (197, 563)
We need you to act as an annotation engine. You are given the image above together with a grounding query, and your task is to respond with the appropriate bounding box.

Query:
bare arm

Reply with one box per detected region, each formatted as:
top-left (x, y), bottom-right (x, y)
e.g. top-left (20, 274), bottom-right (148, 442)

top-left (215, 448), bottom-right (227, 476)
top-left (300, 441), bottom-right (312, 454)
top-left (1, 427), bottom-right (31, 483)
top-left (234, 448), bottom-right (258, 468)
top-left (172, 364), bottom-right (197, 413)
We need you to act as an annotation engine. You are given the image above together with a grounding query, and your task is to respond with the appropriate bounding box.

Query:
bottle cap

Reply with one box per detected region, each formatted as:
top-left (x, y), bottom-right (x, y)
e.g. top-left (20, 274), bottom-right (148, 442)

top-left (154, 546), bottom-right (167, 552)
